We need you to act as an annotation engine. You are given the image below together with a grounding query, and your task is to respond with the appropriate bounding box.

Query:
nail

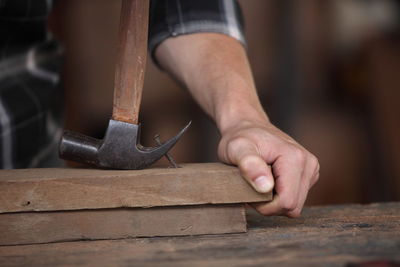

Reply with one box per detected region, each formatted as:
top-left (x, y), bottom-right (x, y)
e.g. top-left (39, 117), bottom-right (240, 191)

top-left (154, 134), bottom-right (180, 168)
top-left (254, 176), bottom-right (273, 193)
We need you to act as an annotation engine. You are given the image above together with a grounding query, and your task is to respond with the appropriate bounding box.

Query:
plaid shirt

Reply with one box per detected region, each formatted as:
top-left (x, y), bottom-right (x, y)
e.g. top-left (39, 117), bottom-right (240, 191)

top-left (0, 0), bottom-right (245, 169)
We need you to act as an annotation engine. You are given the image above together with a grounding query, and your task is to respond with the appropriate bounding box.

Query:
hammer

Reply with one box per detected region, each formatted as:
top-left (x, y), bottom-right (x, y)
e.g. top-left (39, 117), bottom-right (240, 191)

top-left (59, 0), bottom-right (190, 169)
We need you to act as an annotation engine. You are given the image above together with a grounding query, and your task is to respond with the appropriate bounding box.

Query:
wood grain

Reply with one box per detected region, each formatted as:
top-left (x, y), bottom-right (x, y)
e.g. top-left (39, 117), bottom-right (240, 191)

top-left (0, 163), bottom-right (271, 213)
top-left (0, 204), bottom-right (246, 246)
top-left (0, 203), bottom-right (399, 266)
top-left (113, 0), bottom-right (149, 124)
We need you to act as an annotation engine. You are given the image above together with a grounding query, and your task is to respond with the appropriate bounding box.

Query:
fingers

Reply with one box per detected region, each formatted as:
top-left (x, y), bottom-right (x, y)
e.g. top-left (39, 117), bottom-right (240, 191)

top-left (285, 154), bottom-right (319, 217)
top-left (241, 155), bottom-right (274, 193)
top-left (253, 150), bottom-right (304, 216)
top-left (224, 137), bottom-right (274, 193)
top-left (218, 126), bottom-right (320, 218)
top-left (254, 147), bottom-right (320, 217)
top-left (292, 155), bottom-right (319, 214)
top-left (252, 194), bottom-right (286, 216)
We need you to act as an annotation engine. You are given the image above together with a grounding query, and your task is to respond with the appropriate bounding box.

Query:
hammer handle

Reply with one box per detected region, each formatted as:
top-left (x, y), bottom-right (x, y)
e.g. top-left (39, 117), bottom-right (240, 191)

top-left (112, 0), bottom-right (149, 124)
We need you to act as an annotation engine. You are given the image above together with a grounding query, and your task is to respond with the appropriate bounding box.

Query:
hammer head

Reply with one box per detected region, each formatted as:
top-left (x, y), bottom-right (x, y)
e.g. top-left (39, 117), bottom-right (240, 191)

top-left (59, 119), bottom-right (190, 169)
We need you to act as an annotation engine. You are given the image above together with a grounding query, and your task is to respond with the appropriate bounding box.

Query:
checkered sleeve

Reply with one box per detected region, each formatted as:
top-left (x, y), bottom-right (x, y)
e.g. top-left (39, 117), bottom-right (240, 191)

top-left (0, 0), bottom-right (64, 169)
top-left (149, 0), bottom-right (246, 59)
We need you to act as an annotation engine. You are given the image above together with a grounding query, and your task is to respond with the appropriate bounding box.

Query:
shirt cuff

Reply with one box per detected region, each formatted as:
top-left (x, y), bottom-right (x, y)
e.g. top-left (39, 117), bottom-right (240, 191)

top-left (148, 0), bottom-right (246, 65)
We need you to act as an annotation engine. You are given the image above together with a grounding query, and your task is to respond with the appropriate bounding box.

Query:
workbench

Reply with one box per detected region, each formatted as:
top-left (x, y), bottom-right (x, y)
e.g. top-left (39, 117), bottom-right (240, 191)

top-left (1, 202), bottom-right (399, 266)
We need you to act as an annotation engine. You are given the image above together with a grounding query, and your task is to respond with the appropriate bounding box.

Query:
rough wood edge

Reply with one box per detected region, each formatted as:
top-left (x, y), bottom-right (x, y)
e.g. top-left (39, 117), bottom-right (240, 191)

top-left (0, 163), bottom-right (272, 213)
top-left (0, 204), bottom-right (246, 246)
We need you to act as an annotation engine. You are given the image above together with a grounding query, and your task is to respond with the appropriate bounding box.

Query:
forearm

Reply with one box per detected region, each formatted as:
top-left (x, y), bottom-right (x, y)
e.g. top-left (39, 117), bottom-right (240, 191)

top-left (154, 33), bottom-right (269, 134)
top-left (155, 32), bottom-right (319, 216)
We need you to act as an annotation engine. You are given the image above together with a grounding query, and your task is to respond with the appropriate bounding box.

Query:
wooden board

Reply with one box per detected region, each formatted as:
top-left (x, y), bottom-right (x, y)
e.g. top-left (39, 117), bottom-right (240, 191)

top-left (0, 203), bottom-right (399, 266)
top-left (0, 204), bottom-right (246, 246)
top-left (0, 163), bottom-right (271, 213)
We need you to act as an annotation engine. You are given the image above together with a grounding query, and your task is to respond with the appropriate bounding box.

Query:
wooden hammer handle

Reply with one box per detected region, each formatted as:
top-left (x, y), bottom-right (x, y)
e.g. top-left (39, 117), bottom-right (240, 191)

top-left (112, 0), bottom-right (149, 124)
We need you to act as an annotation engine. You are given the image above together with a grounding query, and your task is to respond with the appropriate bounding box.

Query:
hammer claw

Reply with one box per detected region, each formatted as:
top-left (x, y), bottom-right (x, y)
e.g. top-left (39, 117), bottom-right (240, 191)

top-left (60, 120), bottom-right (191, 170)
top-left (59, 0), bottom-right (190, 170)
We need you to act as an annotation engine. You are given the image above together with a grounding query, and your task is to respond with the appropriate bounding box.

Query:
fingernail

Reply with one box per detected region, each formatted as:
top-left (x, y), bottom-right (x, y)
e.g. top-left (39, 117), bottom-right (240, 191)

top-left (254, 176), bottom-right (273, 193)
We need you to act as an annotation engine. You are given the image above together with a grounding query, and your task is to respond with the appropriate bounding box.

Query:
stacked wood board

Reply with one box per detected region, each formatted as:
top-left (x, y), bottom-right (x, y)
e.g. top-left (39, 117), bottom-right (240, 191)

top-left (0, 163), bottom-right (272, 245)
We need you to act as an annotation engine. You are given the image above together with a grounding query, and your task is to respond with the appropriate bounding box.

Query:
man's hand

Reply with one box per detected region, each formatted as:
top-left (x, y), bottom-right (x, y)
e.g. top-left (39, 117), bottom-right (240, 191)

top-left (218, 119), bottom-right (319, 217)
top-left (155, 33), bottom-right (319, 217)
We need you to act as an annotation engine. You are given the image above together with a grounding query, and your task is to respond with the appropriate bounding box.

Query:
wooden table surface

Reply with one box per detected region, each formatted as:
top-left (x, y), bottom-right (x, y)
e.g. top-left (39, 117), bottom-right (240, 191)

top-left (1, 202), bottom-right (399, 267)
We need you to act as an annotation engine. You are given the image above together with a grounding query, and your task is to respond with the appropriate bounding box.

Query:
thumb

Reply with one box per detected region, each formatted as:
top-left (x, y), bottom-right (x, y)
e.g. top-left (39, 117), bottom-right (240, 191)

top-left (223, 138), bottom-right (274, 193)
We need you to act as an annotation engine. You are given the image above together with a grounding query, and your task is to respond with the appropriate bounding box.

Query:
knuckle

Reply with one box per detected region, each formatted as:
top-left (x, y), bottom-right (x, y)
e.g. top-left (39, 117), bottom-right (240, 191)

top-left (289, 147), bottom-right (307, 165)
top-left (287, 208), bottom-right (302, 218)
top-left (239, 155), bottom-right (264, 179)
top-left (312, 171), bottom-right (320, 186)
top-left (226, 137), bottom-right (250, 157)
top-left (315, 173), bottom-right (320, 182)
top-left (315, 169), bottom-right (320, 180)
top-left (309, 154), bottom-right (320, 185)
top-left (316, 161), bottom-right (321, 173)
top-left (309, 154), bottom-right (319, 169)
top-left (281, 198), bottom-right (297, 212)
top-left (240, 154), bottom-right (260, 167)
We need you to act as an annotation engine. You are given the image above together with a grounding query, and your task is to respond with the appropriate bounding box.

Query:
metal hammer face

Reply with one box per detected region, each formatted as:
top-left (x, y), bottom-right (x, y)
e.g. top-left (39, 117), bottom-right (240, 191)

top-left (59, 120), bottom-right (190, 169)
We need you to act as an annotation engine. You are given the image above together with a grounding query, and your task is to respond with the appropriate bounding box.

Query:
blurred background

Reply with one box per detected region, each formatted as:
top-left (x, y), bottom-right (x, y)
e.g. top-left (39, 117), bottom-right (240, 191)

top-left (50, 0), bottom-right (400, 205)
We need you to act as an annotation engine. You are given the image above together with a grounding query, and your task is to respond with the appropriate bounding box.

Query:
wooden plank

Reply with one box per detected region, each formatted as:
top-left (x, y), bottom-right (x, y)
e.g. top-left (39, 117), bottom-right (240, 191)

top-left (0, 204), bottom-right (246, 246)
top-left (0, 163), bottom-right (271, 213)
top-left (0, 203), bottom-right (399, 266)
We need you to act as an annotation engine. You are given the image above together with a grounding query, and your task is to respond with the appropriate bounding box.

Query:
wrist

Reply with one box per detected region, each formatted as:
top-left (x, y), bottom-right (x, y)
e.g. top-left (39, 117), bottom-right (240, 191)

top-left (216, 100), bottom-right (270, 135)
